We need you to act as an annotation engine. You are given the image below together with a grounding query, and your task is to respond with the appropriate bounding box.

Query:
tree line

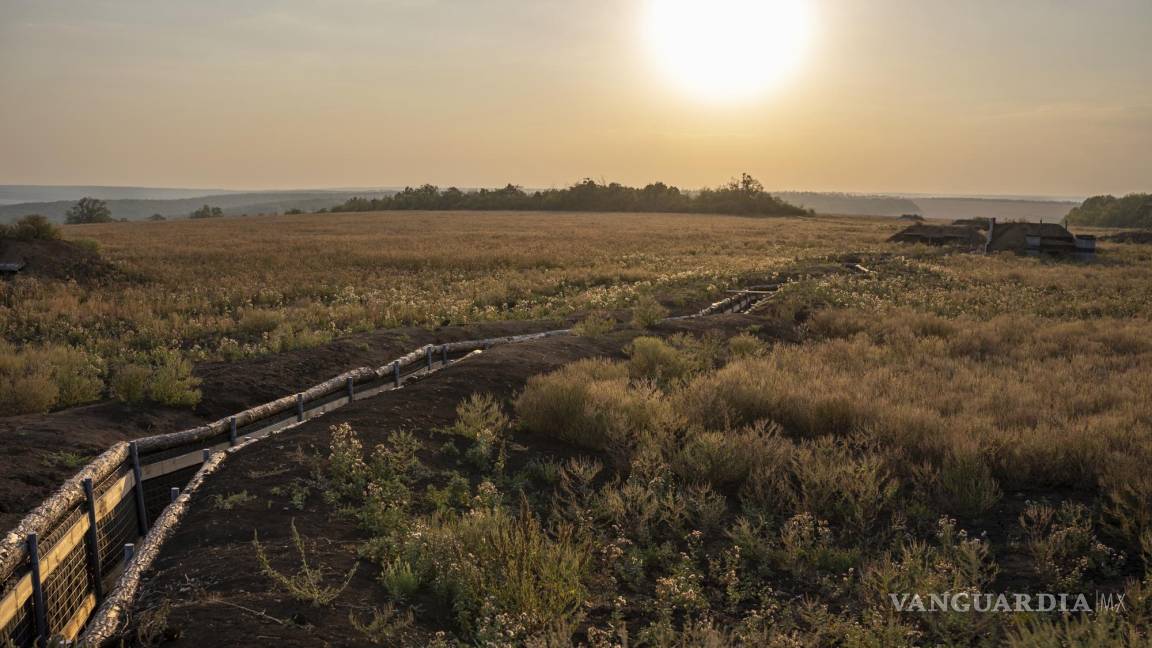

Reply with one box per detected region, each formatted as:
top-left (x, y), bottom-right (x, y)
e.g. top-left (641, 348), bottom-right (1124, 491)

top-left (331, 174), bottom-right (811, 216)
top-left (1066, 194), bottom-right (1152, 229)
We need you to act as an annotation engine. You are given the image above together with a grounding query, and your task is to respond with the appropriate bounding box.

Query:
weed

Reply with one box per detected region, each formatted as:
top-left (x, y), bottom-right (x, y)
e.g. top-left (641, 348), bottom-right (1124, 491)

top-left (43, 451), bottom-right (90, 470)
top-left (212, 491), bottom-right (256, 510)
top-left (252, 520), bottom-right (358, 606)
top-left (348, 605), bottom-right (415, 645)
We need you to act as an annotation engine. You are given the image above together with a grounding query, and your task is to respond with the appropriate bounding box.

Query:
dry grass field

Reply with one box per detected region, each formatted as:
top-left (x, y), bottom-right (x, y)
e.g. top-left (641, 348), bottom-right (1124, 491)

top-left (1, 211), bottom-right (885, 415)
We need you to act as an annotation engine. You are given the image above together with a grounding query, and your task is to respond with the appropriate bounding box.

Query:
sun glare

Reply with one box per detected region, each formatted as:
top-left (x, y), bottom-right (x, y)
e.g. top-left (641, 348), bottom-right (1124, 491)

top-left (643, 0), bottom-right (813, 103)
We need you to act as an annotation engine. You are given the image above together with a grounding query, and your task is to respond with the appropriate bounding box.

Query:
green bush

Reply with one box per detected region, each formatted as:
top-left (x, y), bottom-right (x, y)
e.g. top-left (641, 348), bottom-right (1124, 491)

top-left (727, 332), bottom-right (767, 359)
top-left (0, 343), bottom-right (103, 415)
top-left (0, 214), bottom-right (61, 241)
top-left (631, 295), bottom-right (669, 329)
top-left (111, 364), bottom-right (151, 404)
top-left (673, 421), bottom-right (790, 488)
top-left (627, 336), bottom-right (698, 387)
top-left (401, 504), bottom-right (589, 640)
top-left (515, 359), bottom-right (677, 458)
top-left (148, 349), bottom-right (202, 407)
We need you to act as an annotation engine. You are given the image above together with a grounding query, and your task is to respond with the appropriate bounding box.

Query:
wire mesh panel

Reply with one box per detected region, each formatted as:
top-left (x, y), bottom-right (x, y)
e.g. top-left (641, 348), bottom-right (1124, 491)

top-left (35, 506), bottom-right (87, 636)
top-left (0, 588), bottom-right (36, 648)
top-left (142, 464), bottom-right (200, 524)
top-left (95, 487), bottom-right (139, 582)
top-left (140, 432), bottom-right (229, 463)
top-left (42, 540), bottom-right (89, 636)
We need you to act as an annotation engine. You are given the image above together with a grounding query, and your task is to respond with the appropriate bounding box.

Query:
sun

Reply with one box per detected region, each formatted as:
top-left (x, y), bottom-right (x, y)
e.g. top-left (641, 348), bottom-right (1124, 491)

top-left (642, 0), bottom-right (813, 103)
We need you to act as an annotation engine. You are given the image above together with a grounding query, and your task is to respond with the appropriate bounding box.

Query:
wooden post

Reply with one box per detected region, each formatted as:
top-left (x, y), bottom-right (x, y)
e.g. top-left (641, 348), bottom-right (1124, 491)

top-left (441, 345), bottom-right (448, 366)
top-left (296, 393), bottom-right (304, 422)
top-left (393, 361), bottom-right (401, 388)
top-left (170, 487), bottom-right (180, 503)
top-left (129, 442), bottom-right (149, 535)
top-left (229, 417), bottom-right (238, 446)
top-left (346, 376), bottom-right (355, 401)
top-left (123, 544), bottom-right (134, 563)
top-left (426, 346), bottom-right (433, 370)
top-left (82, 478), bottom-right (104, 600)
top-left (202, 449), bottom-right (211, 462)
top-left (27, 533), bottom-right (48, 647)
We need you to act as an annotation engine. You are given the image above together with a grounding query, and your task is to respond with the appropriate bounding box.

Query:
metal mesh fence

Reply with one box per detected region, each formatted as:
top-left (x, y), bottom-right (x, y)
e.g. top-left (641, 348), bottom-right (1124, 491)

top-left (42, 540), bottom-right (89, 634)
top-left (0, 586), bottom-right (35, 647)
top-left (95, 487), bottom-right (139, 583)
top-left (141, 433), bottom-right (229, 463)
top-left (0, 345), bottom-right (485, 645)
top-left (142, 465), bottom-right (201, 524)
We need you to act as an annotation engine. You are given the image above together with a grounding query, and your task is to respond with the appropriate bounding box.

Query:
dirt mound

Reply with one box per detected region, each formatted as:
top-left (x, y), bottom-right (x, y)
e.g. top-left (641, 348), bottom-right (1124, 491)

top-left (0, 238), bottom-right (118, 282)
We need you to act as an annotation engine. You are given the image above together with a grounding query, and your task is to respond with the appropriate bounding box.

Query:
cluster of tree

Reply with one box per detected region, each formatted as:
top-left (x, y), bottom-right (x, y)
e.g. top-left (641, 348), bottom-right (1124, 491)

top-left (189, 204), bottom-right (224, 219)
top-left (65, 197), bottom-right (114, 224)
top-left (331, 174), bottom-right (810, 216)
top-left (1066, 194), bottom-right (1152, 228)
top-left (0, 214), bottom-right (61, 240)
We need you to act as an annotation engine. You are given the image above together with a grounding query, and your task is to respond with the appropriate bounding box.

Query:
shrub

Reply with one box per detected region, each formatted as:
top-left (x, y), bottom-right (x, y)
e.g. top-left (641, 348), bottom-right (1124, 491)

top-left (777, 437), bottom-right (899, 538)
top-left (672, 421), bottom-right (790, 487)
top-left (148, 350), bottom-right (202, 407)
top-left (446, 393), bottom-right (509, 448)
top-left (631, 295), bottom-right (669, 328)
top-left (627, 336), bottom-right (698, 387)
top-left (920, 447), bottom-right (1002, 518)
top-left (571, 311), bottom-right (615, 337)
top-left (0, 343), bottom-right (103, 415)
top-left (49, 346), bottom-right (104, 407)
top-left (516, 358), bottom-right (669, 455)
top-left (0, 369), bottom-right (58, 416)
top-left (1019, 501), bottom-right (1122, 589)
top-left (726, 332), bottom-right (767, 359)
top-left (111, 364), bottom-right (151, 404)
top-left (380, 558), bottom-right (421, 601)
top-left (1101, 455), bottom-right (1152, 563)
top-left (0, 214), bottom-right (61, 240)
top-left (400, 504), bottom-right (589, 640)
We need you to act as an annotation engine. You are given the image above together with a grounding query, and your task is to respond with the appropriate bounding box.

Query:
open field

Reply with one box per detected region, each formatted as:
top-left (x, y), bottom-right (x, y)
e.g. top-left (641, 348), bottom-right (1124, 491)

top-left (1, 211), bottom-right (888, 417)
top-left (3, 211), bottom-right (1152, 646)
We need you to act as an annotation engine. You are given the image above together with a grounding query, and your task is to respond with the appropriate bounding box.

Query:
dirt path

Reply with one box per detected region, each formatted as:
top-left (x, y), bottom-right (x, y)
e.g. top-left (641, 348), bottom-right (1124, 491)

top-left (124, 313), bottom-right (776, 647)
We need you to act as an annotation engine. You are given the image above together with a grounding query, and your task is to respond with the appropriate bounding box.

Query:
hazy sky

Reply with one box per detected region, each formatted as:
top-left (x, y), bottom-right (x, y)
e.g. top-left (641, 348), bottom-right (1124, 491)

top-left (1, 0), bottom-right (1149, 197)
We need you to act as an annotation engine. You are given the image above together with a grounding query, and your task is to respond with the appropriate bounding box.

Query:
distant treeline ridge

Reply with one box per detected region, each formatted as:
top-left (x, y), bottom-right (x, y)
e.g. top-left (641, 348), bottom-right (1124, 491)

top-left (330, 175), bottom-right (811, 216)
top-left (1066, 194), bottom-right (1152, 229)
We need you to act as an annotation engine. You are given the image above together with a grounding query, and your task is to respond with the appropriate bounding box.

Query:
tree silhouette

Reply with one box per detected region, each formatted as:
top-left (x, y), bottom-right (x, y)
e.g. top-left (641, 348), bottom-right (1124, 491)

top-left (65, 197), bottom-right (113, 224)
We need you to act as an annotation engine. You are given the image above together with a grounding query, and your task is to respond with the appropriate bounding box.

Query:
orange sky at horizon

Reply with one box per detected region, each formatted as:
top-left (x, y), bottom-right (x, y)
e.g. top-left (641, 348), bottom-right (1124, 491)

top-left (1, 0), bottom-right (1149, 198)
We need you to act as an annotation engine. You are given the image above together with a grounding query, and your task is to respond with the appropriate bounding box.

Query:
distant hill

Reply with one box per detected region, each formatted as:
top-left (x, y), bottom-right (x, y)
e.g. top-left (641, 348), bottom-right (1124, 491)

top-left (776, 192), bottom-right (1078, 222)
top-left (775, 192), bottom-right (920, 217)
top-left (1, 185), bottom-right (1083, 224)
top-left (0, 190), bottom-right (395, 223)
top-left (0, 185), bottom-right (236, 206)
top-left (911, 197), bottom-right (1078, 223)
